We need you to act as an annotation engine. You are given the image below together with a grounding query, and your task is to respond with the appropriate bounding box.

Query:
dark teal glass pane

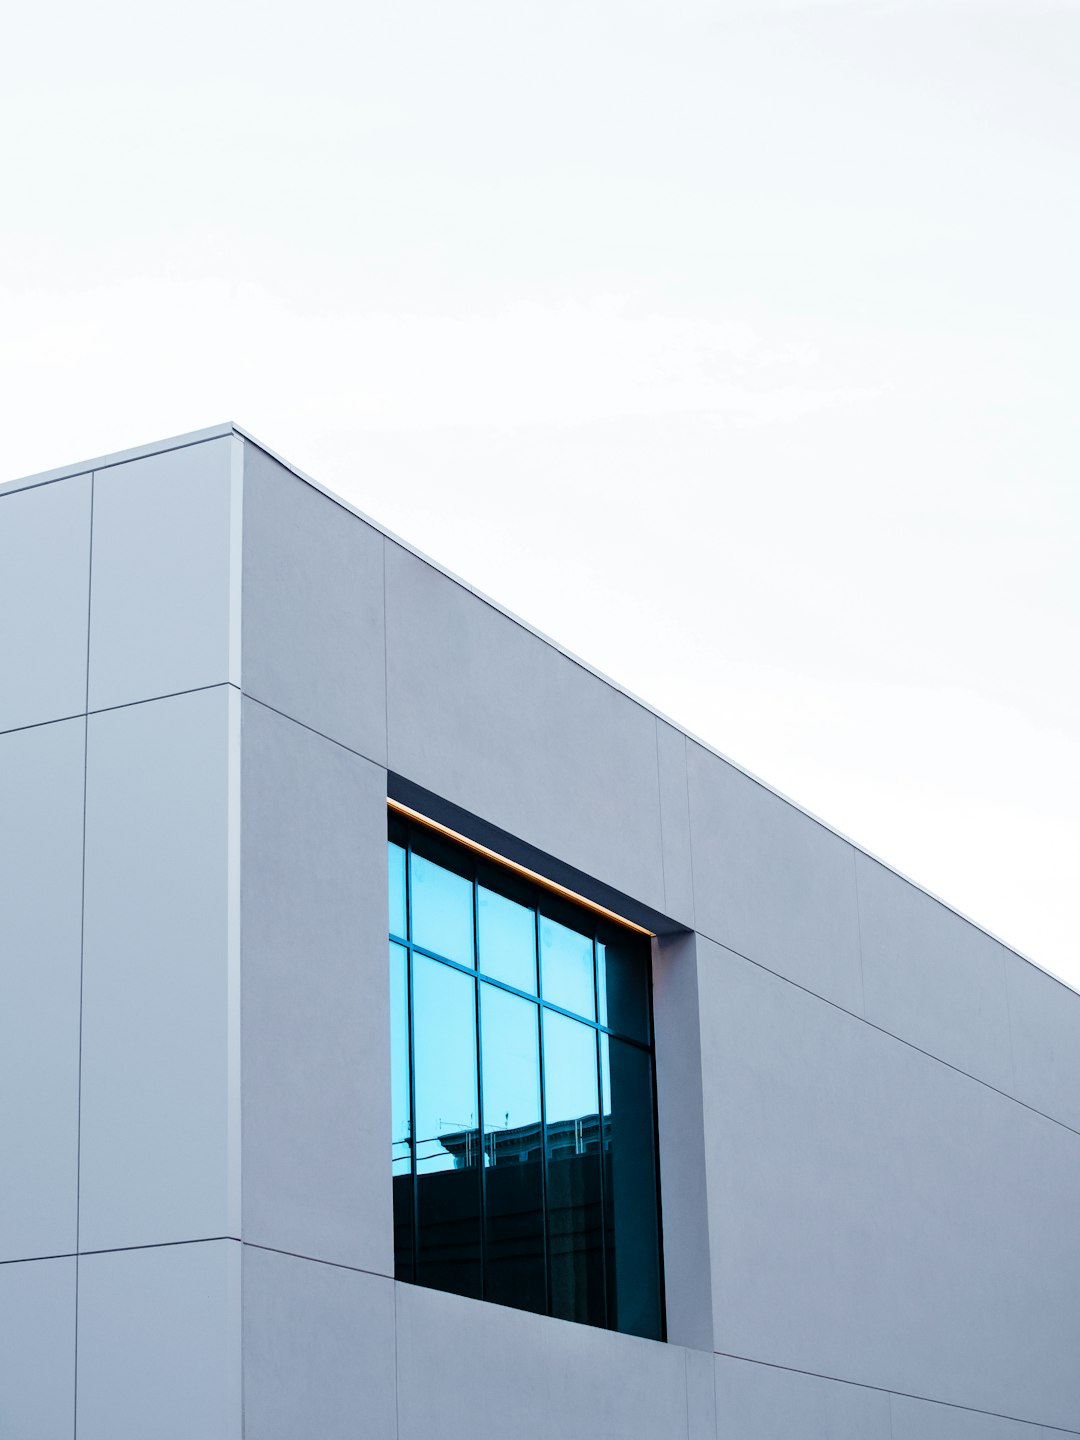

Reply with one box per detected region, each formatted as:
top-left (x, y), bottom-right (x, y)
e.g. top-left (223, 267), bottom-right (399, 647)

top-left (413, 955), bottom-right (481, 1298)
top-left (543, 1010), bottom-right (604, 1327)
top-left (389, 941), bottom-right (413, 1281)
top-left (411, 853), bottom-right (474, 967)
top-left (388, 842), bottom-right (407, 940)
top-left (601, 1035), bottom-right (662, 1340)
top-left (477, 884), bottom-right (537, 993)
top-left (540, 914), bottom-right (595, 1020)
top-left (481, 985), bottom-right (545, 1313)
top-left (596, 929), bottom-right (650, 1042)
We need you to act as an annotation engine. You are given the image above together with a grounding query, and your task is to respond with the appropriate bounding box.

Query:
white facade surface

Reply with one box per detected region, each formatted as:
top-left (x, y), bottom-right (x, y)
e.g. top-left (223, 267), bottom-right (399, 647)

top-left (1, 425), bottom-right (1077, 1439)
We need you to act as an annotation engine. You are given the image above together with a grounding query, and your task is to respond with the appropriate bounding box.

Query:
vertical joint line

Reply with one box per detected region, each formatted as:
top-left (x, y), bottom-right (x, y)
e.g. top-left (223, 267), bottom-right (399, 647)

top-left (536, 905), bottom-right (552, 1319)
top-left (404, 833), bottom-right (419, 1285)
top-left (473, 871), bottom-right (486, 1298)
top-left (74, 467), bottom-right (95, 1428)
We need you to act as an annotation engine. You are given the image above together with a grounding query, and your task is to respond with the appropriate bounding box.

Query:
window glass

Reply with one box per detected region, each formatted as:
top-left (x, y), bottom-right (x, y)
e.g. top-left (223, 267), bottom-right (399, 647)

top-left (388, 842), bottom-right (407, 940)
top-left (389, 942), bottom-right (413, 1281)
top-left (477, 884), bottom-right (537, 993)
top-left (388, 820), bottom-right (661, 1338)
top-left (601, 1034), bottom-right (662, 1340)
top-left (390, 942), bottom-right (411, 1174)
top-left (481, 984), bottom-right (545, 1313)
top-left (543, 1009), bottom-right (604, 1326)
top-left (411, 853), bottom-right (474, 967)
top-left (596, 930), bottom-right (651, 1042)
top-left (413, 954), bottom-right (479, 1172)
top-left (540, 914), bottom-right (595, 1020)
top-left (542, 1009), bottom-right (599, 1140)
top-left (412, 954), bottom-right (482, 1297)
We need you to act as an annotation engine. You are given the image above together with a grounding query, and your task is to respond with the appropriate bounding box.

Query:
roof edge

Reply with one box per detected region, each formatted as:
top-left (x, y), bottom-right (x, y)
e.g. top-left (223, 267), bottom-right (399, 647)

top-left (4, 421), bottom-right (1073, 999)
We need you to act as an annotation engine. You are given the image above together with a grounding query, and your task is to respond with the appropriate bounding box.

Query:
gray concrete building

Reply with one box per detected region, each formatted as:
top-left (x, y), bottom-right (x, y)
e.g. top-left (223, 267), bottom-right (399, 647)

top-left (1, 423), bottom-right (1078, 1440)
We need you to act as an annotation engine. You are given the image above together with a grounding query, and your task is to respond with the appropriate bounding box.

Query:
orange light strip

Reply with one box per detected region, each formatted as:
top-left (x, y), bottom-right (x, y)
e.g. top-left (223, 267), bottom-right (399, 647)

top-left (387, 799), bottom-right (654, 938)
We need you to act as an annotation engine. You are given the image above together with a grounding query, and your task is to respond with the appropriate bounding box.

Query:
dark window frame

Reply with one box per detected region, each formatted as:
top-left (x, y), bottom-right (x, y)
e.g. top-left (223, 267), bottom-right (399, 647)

top-left (389, 810), bottom-right (666, 1340)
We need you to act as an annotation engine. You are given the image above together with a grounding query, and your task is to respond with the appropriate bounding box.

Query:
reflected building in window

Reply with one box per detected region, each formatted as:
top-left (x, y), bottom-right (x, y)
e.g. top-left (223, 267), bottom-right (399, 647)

top-left (389, 814), bottom-right (663, 1338)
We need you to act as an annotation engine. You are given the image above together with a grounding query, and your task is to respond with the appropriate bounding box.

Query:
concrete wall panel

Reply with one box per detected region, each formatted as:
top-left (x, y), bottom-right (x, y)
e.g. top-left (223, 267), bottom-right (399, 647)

top-left (0, 474), bottom-right (91, 732)
top-left (396, 1282), bottom-right (688, 1440)
top-left (856, 854), bottom-right (1014, 1093)
top-left (0, 719), bottom-right (84, 1262)
top-left (652, 930), bottom-right (714, 1352)
top-left (1004, 953), bottom-right (1080, 1134)
top-left (88, 437), bottom-right (238, 711)
top-left (241, 699), bottom-right (392, 1274)
top-left (385, 543), bottom-right (665, 913)
top-left (80, 687), bottom-right (237, 1250)
top-left (714, 1354), bottom-right (891, 1439)
top-left (656, 719), bottom-right (695, 927)
top-left (242, 1246), bottom-right (397, 1440)
top-left (0, 1257), bottom-right (76, 1440)
top-left (686, 745), bottom-right (864, 1013)
top-left (890, 1392), bottom-right (1060, 1440)
top-left (76, 1240), bottom-right (241, 1440)
top-left (241, 443), bottom-right (387, 762)
top-left (685, 1348), bottom-right (718, 1440)
top-left (698, 937), bottom-right (1080, 1431)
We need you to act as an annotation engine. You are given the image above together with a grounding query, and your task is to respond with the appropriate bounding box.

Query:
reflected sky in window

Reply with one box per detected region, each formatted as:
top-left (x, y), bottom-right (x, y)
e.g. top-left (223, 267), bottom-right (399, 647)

top-left (478, 884), bottom-right (537, 993)
top-left (540, 915), bottom-right (595, 1020)
top-left (481, 984), bottom-right (541, 1161)
top-left (411, 853), bottom-right (473, 966)
top-left (413, 954), bottom-right (478, 1172)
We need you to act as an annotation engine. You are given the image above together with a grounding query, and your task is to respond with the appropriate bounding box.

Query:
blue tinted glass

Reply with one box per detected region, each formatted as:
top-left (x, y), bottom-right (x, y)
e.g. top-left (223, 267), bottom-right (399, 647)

top-left (390, 817), bottom-right (662, 1335)
top-left (411, 854), bottom-right (474, 967)
top-left (413, 956), bottom-right (479, 1172)
top-left (542, 1010), bottom-right (600, 1152)
top-left (482, 985), bottom-right (541, 1146)
top-left (478, 885), bottom-right (537, 993)
top-left (412, 955), bottom-right (482, 1297)
top-left (543, 1009), bottom-right (604, 1326)
top-left (390, 941), bottom-right (414, 1282)
top-left (601, 1034), bottom-right (662, 1340)
top-left (597, 932), bottom-right (650, 1042)
top-left (389, 942), bottom-right (411, 1174)
top-left (388, 843), bottom-right (407, 939)
top-left (540, 916), bottom-right (595, 1020)
top-left (482, 985), bottom-right (545, 1313)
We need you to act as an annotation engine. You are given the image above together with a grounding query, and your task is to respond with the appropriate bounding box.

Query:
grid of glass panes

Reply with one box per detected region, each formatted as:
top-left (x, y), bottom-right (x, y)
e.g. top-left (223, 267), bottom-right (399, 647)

top-left (388, 814), bottom-right (664, 1341)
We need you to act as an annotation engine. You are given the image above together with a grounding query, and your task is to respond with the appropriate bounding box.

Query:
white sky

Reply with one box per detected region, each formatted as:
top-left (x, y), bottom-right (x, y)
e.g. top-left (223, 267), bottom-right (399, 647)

top-left (3, 0), bottom-right (1077, 988)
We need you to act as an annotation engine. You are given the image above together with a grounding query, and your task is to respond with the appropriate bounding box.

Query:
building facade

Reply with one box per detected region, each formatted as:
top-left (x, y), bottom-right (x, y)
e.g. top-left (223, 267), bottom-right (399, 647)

top-left (1, 424), bottom-right (1078, 1439)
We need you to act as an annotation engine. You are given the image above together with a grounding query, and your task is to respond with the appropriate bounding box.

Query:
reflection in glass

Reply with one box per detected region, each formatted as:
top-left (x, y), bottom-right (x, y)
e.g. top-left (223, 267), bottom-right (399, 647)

top-left (601, 1035), bottom-right (662, 1340)
top-left (478, 885), bottom-right (537, 993)
top-left (543, 1010), bottom-right (604, 1326)
top-left (481, 985), bottom-right (545, 1312)
top-left (411, 854), bottom-right (474, 967)
top-left (413, 955), bottom-right (481, 1297)
top-left (596, 931), bottom-right (651, 1042)
top-left (388, 842), bottom-right (407, 940)
top-left (389, 816), bottom-right (663, 1337)
top-left (540, 915), bottom-right (596, 1020)
top-left (389, 942), bottom-right (413, 1280)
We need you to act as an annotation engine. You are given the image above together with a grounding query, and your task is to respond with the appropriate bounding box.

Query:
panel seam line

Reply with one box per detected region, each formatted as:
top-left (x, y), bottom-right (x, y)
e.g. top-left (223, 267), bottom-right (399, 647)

top-left (714, 1350), bottom-right (1080, 1435)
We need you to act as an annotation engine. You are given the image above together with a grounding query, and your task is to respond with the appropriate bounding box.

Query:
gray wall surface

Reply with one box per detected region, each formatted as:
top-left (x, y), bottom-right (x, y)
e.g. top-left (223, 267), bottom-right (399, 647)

top-left (1, 426), bottom-right (1077, 1439)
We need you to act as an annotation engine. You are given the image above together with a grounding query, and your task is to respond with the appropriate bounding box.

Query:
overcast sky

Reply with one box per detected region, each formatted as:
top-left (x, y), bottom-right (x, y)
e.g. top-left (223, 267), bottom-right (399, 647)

top-left (3, 0), bottom-right (1077, 988)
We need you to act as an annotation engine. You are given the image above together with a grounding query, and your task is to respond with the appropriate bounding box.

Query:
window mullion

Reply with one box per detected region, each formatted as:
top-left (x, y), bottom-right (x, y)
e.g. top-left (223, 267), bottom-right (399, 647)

top-left (474, 868), bottom-right (487, 1300)
top-left (593, 932), bottom-right (610, 1330)
top-left (536, 906), bottom-right (552, 1320)
top-left (405, 835), bottom-right (419, 1285)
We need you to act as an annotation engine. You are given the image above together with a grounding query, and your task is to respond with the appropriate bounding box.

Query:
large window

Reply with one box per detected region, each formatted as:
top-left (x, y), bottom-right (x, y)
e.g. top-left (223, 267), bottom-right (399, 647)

top-left (388, 813), bottom-right (664, 1340)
